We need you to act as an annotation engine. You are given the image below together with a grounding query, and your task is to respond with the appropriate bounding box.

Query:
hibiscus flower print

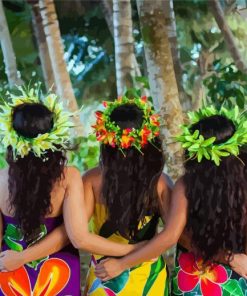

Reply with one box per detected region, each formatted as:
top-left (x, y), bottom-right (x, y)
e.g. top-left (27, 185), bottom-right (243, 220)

top-left (177, 252), bottom-right (228, 296)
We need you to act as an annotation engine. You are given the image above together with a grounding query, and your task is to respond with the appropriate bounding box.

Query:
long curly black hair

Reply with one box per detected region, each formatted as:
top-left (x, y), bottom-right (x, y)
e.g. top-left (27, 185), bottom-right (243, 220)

top-left (100, 104), bottom-right (165, 239)
top-left (183, 115), bottom-right (247, 261)
top-left (7, 103), bottom-right (66, 239)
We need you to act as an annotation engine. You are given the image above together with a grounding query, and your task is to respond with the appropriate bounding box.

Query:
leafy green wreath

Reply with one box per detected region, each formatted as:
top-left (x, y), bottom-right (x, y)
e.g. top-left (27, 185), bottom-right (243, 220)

top-left (176, 106), bottom-right (247, 165)
top-left (0, 86), bottom-right (76, 159)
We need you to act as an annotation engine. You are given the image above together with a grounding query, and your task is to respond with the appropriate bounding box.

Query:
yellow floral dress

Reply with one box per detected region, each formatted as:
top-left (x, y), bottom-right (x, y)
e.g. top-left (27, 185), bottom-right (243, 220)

top-left (84, 204), bottom-right (168, 296)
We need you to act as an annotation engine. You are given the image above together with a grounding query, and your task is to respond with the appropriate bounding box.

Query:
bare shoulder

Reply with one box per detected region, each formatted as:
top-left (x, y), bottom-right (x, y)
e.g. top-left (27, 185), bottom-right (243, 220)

top-left (82, 166), bottom-right (101, 184)
top-left (0, 168), bottom-right (9, 205)
top-left (157, 173), bottom-right (172, 205)
top-left (157, 173), bottom-right (169, 194)
top-left (174, 177), bottom-right (186, 194)
top-left (0, 168), bottom-right (8, 180)
top-left (64, 166), bottom-right (82, 185)
top-left (172, 177), bottom-right (187, 204)
top-left (0, 168), bottom-right (8, 188)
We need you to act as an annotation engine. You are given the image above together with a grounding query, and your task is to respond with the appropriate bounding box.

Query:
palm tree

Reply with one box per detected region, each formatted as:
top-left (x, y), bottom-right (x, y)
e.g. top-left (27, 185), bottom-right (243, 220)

top-left (30, 0), bottom-right (55, 91)
top-left (113, 0), bottom-right (135, 95)
top-left (209, 0), bottom-right (247, 74)
top-left (38, 0), bottom-right (81, 119)
top-left (0, 0), bottom-right (23, 87)
top-left (137, 0), bottom-right (184, 180)
top-left (164, 0), bottom-right (191, 110)
top-left (101, 0), bottom-right (141, 77)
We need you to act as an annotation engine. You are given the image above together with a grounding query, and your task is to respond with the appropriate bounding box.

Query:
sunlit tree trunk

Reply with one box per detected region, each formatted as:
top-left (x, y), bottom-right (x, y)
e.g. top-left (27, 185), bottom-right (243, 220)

top-left (0, 0), bottom-right (23, 87)
top-left (30, 0), bottom-right (55, 91)
top-left (164, 0), bottom-right (191, 111)
top-left (209, 0), bottom-right (247, 74)
top-left (39, 0), bottom-right (81, 130)
top-left (101, 0), bottom-right (140, 77)
top-left (137, 0), bottom-right (184, 181)
top-left (101, 0), bottom-right (149, 96)
top-left (113, 0), bottom-right (135, 95)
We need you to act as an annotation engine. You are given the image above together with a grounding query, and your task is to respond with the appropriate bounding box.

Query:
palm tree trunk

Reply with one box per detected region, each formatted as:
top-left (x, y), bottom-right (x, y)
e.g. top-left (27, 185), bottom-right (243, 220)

top-left (30, 0), bottom-right (55, 91)
top-left (101, 0), bottom-right (141, 77)
top-left (38, 0), bottom-right (79, 112)
top-left (113, 0), bottom-right (135, 95)
top-left (101, 0), bottom-right (150, 96)
top-left (137, 0), bottom-right (184, 181)
top-left (0, 0), bottom-right (23, 87)
top-left (164, 0), bottom-right (191, 111)
top-left (209, 0), bottom-right (247, 74)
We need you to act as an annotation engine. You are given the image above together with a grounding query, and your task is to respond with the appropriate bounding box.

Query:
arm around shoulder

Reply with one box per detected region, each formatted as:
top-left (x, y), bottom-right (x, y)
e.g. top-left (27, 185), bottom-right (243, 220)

top-left (95, 178), bottom-right (188, 280)
top-left (157, 173), bottom-right (172, 223)
top-left (63, 167), bottom-right (137, 256)
top-left (120, 178), bottom-right (188, 269)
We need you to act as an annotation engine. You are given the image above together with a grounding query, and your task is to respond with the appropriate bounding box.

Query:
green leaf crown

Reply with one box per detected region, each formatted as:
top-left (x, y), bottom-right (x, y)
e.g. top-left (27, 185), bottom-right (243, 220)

top-left (0, 86), bottom-right (76, 159)
top-left (176, 106), bottom-right (247, 166)
top-left (92, 96), bottom-right (160, 155)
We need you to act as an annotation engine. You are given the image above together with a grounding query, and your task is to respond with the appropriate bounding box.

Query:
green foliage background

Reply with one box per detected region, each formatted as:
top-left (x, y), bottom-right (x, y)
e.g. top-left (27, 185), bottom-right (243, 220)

top-left (0, 0), bottom-right (247, 172)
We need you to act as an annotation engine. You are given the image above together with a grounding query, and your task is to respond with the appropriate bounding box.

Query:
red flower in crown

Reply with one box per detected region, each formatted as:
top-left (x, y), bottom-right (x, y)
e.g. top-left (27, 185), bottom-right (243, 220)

top-left (106, 132), bottom-right (116, 147)
top-left (92, 118), bottom-right (104, 129)
top-left (121, 128), bottom-right (135, 149)
top-left (140, 126), bottom-right (152, 147)
top-left (92, 96), bottom-right (161, 153)
top-left (95, 129), bottom-right (116, 147)
top-left (96, 129), bottom-right (107, 142)
top-left (141, 96), bottom-right (147, 103)
top-left (150, 114), bottom-right (160, 127)
top-left (177, 253), bottom-right (228, 296)
top-left (92, 111), bottom-right (106, 134)
top-left (95, 111), bottom-right (103, 119)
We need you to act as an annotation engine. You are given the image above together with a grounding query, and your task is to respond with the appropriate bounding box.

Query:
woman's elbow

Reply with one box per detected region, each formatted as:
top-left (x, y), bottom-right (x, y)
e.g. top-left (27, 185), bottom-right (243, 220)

top-left (68, 231), bottom-right (89, 250)
top-left (161, 230), bottom-right (180, 250)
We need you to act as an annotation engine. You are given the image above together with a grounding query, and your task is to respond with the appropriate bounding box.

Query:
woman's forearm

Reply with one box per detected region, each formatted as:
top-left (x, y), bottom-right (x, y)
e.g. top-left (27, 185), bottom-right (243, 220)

top-left (21, 224), bottom-right (69, 264)
top-left (0, 213), bottom-right (2, 251)
top-left (71, 231), bottom-right (136, 256)
top-left (119, 228), bottom-right (178, 269)
top-left (64, 169), bottom-right (139, 257)
top-left (118, 180), bottom-right (188, 269)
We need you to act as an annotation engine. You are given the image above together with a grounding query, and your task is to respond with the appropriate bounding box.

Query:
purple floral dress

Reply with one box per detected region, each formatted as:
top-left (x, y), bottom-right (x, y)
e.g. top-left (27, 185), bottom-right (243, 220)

top-left (0, 214), bottom-right (81, 296)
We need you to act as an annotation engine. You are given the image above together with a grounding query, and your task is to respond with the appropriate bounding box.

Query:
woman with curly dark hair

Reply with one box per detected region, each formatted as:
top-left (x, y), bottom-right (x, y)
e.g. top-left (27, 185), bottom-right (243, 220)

top-left (0, 90), bottom-right (148, 295)
top-left (95, 106), bottom-right (247, 296)
top-left (82, 96), bottom-right (171, 295)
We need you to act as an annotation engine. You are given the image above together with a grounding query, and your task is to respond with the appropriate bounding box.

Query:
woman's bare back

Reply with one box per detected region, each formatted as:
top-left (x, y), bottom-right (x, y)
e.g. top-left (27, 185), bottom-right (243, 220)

top-left (0, 167), bottom-right (73, 218)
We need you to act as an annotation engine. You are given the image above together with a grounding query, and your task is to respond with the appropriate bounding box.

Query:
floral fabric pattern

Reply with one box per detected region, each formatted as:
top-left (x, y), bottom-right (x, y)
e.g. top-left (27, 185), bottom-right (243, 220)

top-left (1, 214), bottom-right (80, 296)
top-left (172, 252), bottom-right (247, 296)
top-left (85, 255), bottom-right (168, 296)
top-left (0, 258), bottom-right (70, 296)
top-left (85, 203), bottom-right (168, 296)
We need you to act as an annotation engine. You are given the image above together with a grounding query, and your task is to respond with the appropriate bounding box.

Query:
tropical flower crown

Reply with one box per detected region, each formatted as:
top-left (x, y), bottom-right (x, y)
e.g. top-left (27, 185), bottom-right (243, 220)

top-left (0, 86), bottom-right (76, 160)
top-left (176, 106), bottom-right (247, 166)
top-left (92, 96), bottom-right (160, 155)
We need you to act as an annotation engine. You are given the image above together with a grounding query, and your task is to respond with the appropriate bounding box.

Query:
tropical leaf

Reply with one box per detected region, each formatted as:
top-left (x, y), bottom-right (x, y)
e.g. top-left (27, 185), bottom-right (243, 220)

top-left (142, 257), bottom-right (165, 295)
top-left (3, 237), bottom-right (23, 252)
top-left (104, 270), bottom-right (129, 293)
top-left (221, 279), bottom-right (244, 296)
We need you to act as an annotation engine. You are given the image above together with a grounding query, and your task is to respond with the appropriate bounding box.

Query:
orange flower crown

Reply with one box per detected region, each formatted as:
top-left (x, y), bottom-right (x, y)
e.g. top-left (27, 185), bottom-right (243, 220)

top-left (92, 96), bottom-right (160, 155)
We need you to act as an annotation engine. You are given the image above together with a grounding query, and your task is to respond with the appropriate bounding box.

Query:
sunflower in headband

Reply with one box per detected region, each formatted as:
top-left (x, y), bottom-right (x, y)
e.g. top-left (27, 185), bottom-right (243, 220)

top-left (0, 86), bottom-right (76, 160)
top-left (92, 96), bottom-right (160, 155)
top-left (176, 105), bottom-right (247, 165)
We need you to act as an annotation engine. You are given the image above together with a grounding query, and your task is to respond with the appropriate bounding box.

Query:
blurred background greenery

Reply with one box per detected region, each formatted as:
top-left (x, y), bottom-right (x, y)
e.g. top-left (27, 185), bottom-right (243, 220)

top-left (1, 0), bottom-right (247, 173)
